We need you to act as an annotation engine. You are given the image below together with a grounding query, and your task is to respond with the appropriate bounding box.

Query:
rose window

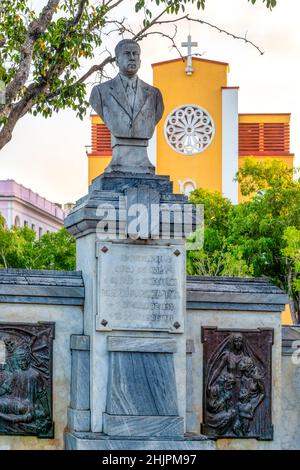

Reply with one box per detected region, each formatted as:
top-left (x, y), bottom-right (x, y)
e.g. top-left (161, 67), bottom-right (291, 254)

top-left (164, 104), bottom-right (215, 155)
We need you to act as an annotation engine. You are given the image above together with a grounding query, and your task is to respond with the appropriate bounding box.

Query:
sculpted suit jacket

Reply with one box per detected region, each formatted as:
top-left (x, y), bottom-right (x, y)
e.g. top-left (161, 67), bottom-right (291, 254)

top-left (89, 74), bottom-right (164, 140)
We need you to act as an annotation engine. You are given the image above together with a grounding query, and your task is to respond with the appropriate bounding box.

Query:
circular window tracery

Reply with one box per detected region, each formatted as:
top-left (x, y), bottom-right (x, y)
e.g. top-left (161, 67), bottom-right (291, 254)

top-left (164, 104), bottom-right (215, 155)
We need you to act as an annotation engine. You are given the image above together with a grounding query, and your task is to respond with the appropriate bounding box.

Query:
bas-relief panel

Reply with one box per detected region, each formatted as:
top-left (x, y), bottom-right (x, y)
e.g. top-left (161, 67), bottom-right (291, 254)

top-left (0, 323), bottom-right (55, 438)
top-left (202, 328), bottom-right (273, 440)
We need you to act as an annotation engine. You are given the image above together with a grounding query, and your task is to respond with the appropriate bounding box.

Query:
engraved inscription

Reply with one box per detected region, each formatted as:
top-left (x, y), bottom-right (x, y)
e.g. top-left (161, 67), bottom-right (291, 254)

top-left (97, 244), bottom-right (184, 331)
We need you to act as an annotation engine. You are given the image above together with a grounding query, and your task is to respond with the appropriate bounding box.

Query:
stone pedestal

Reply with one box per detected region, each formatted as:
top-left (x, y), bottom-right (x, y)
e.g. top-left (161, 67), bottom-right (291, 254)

top-left (64, 173), bottom-right (210, 450)
top-left (68, 335), bottom-right (90, 432)
top-left (106, 138), bottom-right (155, 174)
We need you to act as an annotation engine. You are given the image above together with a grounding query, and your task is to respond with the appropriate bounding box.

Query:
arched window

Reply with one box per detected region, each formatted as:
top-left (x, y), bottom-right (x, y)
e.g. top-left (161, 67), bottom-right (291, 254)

top-left (14, 216), bottom-right (21, 227)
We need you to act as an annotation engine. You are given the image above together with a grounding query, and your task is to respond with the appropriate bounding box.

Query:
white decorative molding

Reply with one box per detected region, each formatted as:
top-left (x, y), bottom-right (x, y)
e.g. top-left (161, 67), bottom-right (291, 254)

top-left (178, 179), bottom-right (197, 196)
top-left (221, 89), bottom-right (239, 204)
top-left (164, 104), bottom-right (215, 156)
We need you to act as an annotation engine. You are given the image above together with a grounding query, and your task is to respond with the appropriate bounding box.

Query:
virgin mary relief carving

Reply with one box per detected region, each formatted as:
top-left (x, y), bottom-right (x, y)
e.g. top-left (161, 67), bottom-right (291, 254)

top-left (202, 328), bottom-right (273, 440)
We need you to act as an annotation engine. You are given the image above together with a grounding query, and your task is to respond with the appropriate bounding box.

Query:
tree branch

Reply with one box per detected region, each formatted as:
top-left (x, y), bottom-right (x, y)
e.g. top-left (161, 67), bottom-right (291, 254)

top-left (36, 4), bottom-right (264, 107)
top-left (0, 0), bottom-right (264, 151)
top-left (104, 0), bottom-right (126, 10)
top-left (0, 96), bottom-right (36, 150)
top-left (155, 14), bottom-right (264, 55)
top-left (136, 29), bottom-right (182, 58)
top-left (5, 0), bottom-right (61, 105)
top-left (68, 0), bottom-right (88, 28)
top-left (133, 8), bottom-right (169, 41)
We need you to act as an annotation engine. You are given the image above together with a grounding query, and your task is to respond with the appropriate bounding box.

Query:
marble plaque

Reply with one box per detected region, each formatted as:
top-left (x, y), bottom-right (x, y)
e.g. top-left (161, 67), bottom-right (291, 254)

top-left (96, 243), bottom-right (184, 332)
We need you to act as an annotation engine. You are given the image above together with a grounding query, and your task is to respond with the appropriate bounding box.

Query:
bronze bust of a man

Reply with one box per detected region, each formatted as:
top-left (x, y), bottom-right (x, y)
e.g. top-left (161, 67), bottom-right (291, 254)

top-left (89, 39), bottom-right (164, 174)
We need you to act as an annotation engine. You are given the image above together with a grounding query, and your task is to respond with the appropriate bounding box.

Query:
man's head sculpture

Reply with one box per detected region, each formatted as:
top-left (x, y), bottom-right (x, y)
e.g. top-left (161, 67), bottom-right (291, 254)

top-left (115, 39), bottom-right (141, 78)
top-left (89, 39), bottom-right (164, 174)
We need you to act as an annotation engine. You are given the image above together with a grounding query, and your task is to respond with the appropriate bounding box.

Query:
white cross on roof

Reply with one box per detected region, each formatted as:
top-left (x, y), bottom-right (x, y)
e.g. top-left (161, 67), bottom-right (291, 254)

top-left (181, 34), bottom-right (198, 75)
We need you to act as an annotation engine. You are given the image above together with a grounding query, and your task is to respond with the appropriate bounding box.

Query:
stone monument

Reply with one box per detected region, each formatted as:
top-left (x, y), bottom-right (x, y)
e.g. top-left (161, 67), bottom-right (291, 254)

top-left (89, 39), bottom-right (164, 174)
top-left (64, 39), bottom-right (213, 450)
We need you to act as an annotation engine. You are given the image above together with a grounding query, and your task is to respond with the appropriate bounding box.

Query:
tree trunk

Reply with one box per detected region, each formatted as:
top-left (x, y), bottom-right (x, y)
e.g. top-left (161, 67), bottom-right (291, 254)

top-left (0, 97), bottom-right (35, 151)
top-left (0, 250), bottom-right (7, 269)
top-left (0, 124), bottom-right (13, 151)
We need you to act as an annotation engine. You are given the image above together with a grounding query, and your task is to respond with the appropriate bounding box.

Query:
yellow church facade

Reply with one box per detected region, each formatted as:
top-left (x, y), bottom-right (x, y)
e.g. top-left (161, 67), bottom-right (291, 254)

top-left (86, 54), bottom-right (294, 324)
top-left (87, 56), bottom-right (294, 204)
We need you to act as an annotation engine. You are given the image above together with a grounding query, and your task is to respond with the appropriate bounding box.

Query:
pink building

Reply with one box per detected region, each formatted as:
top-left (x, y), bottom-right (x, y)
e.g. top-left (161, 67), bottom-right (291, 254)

top-left (0, 180), bottom-right (65, 237)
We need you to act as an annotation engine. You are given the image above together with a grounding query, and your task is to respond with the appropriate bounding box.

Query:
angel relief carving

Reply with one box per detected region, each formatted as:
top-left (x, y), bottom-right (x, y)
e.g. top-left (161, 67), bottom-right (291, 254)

top-left (202, 328), bottom-right (273, 440)
top-left (0, 323), bottom-right (54, 437)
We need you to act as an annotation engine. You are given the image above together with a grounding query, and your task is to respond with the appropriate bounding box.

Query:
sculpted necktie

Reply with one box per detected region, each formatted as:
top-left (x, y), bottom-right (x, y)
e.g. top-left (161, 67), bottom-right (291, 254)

top-left (127, 81), bottom-right (136, 111)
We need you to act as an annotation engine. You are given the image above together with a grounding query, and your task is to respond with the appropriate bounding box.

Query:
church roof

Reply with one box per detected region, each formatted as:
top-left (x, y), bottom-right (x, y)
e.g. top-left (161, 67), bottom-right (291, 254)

top-left (152, 56), bottom-right (229, 68)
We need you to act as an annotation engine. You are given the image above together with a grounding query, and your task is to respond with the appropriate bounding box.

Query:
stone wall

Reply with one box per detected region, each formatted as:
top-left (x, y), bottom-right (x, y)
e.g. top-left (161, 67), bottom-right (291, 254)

top-left (0, 270), bottom-right (84, 450)
top-left (186, 276), bottom-right (288, 450)
top-left (280, 326), bottom-right (300, 450)
top-left (0, 269), bottom-right (299, 451)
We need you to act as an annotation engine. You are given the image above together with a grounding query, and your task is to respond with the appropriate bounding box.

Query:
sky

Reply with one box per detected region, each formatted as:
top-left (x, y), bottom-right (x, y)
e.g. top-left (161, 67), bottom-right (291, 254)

top-left (0, 0), bottom-right (299, 205)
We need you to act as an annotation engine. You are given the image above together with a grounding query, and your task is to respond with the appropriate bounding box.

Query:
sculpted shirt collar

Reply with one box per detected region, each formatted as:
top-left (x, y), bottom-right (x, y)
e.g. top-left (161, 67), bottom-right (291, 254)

top-left (109, 73), bottom-right (150, 119)
top-left (118, 73), bottom-right (138, 92)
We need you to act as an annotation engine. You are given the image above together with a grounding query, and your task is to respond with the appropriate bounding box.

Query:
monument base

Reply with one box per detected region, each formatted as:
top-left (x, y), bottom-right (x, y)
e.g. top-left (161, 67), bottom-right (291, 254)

top-left (64, 432), bottom-right (216, 450)
top-left (105, 138), bottom-right (155, 175)
top-left (90, 171), bottom-right (174, 194)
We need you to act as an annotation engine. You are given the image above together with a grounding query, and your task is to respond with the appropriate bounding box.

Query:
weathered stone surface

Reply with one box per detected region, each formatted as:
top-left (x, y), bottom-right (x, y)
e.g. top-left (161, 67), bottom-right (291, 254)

top-left (186, 306), bottom-right (282, 450)
top-left (280, 326), bottom-right (300, 450)
top-left (202, 328), bottom-right (274, 440)
top-left (72, 234), bottom-right (187, 435)
top-left (91, 173), bottom-right (173, 194)
top-left (186, 339), bottom-right (195, 353)
top-left (103, 414), bottom-right (184, 437)
top-left (125, 186), bottom-right (160, 239)
top-left (70, 348), bottom-right (90, 410)
top-left (187, 276), bottom-right (288, 311)
top-left (64, 167), bottom-right (193, 242)
top-left (107, 351), bottom-right (179, 416)
top-left (89, 40), bottom-right (164, 174)
top-left (186, 339), bottom-right (196, 431)
top-left (96, 243), bottom-right (184, 333)
top-left (68, 408), bottom-right (91, 432)
top-left (282, 326), bottom-right (300, 356)
top-left (70, 335), bottom-right (90, 351)
top-left (89, 74), bottom-right (163, 143)
top-left (0, 303), bottom-right (83, 450)
top-left (65, 186), bottom-right (192, 240)
top-left (0, 323), bottom-right (55, 438)
top-left (0, 269), bottom-right (84, 306)
top-left (107, 336), bottom-right (177, 353)
top-left (65, 432), bottom-right (216, 450)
